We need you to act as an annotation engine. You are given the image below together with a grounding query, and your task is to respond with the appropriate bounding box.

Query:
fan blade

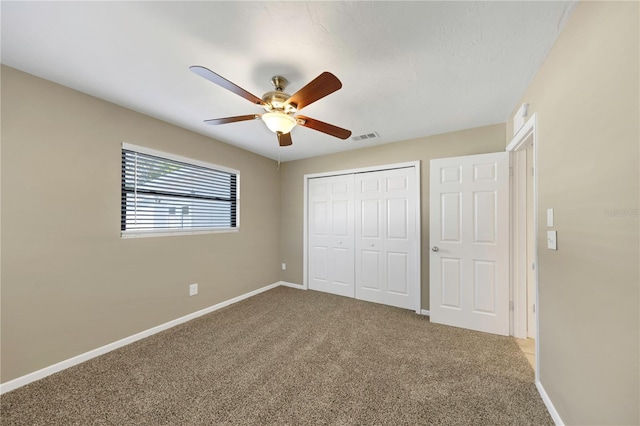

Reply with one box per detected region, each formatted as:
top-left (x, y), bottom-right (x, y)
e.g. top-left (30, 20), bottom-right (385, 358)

top-left (277, 132), bottom-right (293, 147)
top-left (190, 66), bottom-right (266, 106)
top-left (204, 115), bottom-right (260, 125)
top-left (284, 72), bottom-right (342, 111)
top-left (296, 116), bottom-right (352, 139)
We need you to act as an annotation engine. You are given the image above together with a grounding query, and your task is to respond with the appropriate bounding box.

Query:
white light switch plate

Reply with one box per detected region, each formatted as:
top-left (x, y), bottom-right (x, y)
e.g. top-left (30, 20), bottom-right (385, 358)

top-left (547, 208), bottom-right (554, 227)
top-left (547, 231), bottom-right (557, 250)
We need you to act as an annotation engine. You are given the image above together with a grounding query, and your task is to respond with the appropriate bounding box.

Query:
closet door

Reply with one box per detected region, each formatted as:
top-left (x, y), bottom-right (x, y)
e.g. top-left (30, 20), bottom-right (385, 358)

top-left (308, 174), bottom-right (355, 297)
top-left (355, 168), bottom-right (419, 310)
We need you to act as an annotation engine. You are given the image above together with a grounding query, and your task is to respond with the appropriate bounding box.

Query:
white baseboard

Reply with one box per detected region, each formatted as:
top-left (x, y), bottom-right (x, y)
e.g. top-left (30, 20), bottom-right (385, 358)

top-left (279, 281), bottom-right (304, 289)
top-left (0, 281), bottom-right (282, 395)
top-left (420, 309), bottom-right (430, 316)
top-left (536, 380), bottom-right (564, 425)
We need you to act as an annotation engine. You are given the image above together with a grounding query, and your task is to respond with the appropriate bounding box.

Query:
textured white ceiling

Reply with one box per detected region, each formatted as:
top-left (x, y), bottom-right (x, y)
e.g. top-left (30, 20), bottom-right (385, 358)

top-left (1, 1), bottom-right (576, 161)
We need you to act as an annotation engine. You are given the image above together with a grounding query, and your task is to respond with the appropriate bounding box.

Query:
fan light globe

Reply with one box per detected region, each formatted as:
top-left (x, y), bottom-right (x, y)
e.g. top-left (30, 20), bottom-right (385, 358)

top-left (262, 111), bottom-right (296, 134)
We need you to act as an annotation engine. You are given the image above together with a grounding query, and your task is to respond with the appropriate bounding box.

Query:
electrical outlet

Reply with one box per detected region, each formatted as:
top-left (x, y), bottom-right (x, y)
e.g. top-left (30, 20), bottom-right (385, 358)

top-left (189, 283), bottom-right (198, 296)
top-left (281, 263), bottom-right (286, 270)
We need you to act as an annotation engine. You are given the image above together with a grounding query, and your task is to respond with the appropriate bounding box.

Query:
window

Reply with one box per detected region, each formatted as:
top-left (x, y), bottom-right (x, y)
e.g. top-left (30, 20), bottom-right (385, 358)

top-left (121, 143), bottom-right (239, 237)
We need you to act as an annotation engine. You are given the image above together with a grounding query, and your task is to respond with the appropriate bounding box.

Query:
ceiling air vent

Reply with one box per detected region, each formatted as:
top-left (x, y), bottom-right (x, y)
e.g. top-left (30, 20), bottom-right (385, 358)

top-left (352, 131), bottom-right (379, 141)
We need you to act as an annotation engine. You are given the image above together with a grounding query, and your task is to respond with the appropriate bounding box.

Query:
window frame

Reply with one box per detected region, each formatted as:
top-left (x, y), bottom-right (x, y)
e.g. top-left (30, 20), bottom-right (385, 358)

top-left (121, 142), bottom-right (240, 239)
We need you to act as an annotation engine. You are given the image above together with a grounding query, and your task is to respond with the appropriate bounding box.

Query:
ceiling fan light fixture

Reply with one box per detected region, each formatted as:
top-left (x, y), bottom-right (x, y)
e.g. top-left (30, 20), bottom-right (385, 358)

top-left (262, 111), bottom-right (297, 134)
top-left (191, 66), bottom-right (350, 145)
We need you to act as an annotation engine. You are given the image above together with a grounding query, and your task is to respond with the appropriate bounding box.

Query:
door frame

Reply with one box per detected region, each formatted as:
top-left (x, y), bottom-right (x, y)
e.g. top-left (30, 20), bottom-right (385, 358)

top-left (506, 114), bottom-right (539, 373)
top-left (303, 161), bottom-right (422, 313)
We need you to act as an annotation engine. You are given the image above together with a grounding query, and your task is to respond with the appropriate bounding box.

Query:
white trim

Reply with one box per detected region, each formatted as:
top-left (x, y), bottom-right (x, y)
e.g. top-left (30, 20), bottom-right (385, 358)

top-left (506, 114), bottom-right (536, 152)
top-left (304, 161), bottom-right (421, 180)
top-left (414, 163), bottom-right (423, 314)
top-left (303, 161), bottom-right (422, 310)
top-left (0, 281), bottom-right (281, 395)
top-left (279, 281), bottom-right (305, 290)
top-left (420, 310), bottom-right (430, 316)
top-left (303, 177), bottom-right (309, 290)
top-left (510, 149), bottom-right (528, 338)
top-left (121, 228), bottom-right (239, 239)
top-left (506, 113), bottom-right (540, 378)
top-left (536, 381), bottom-right (564, 425)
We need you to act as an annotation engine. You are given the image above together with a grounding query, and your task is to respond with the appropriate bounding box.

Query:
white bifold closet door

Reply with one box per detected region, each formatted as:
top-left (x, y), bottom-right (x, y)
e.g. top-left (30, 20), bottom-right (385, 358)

top-left (308, 174), bottom-right (355, 298)
top-left (355, 168), bottom-right (418, 310)
top-left (308, 167), bottom-right (419, 311)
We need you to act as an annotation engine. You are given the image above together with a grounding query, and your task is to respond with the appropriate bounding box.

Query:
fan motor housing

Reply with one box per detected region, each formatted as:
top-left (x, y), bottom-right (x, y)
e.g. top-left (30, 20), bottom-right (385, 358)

top-left (262, 91), bottom-right (296, 113)
top-left (262, 75), bottom-right (297, 113)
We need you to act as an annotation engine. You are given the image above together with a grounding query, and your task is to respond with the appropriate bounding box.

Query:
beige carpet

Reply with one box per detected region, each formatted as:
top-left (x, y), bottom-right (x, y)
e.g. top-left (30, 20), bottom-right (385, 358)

top-left (1, 286), bottom-right (552, 425)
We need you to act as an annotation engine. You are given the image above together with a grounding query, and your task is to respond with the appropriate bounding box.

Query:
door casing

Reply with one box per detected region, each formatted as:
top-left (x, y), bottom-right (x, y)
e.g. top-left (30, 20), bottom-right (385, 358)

top-left (507, 113), bottom-right (539, 377)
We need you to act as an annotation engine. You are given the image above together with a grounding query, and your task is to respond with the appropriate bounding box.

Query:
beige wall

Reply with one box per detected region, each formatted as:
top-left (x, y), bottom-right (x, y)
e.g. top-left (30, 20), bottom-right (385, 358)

top-left (0, 66), bottom-right (281, 382)
top-left (506, 2), bottom-right (639, 424)
top-left (4, 4), bottom-right (638, 423)
top-left (280, 124), bottom-right (506, 310)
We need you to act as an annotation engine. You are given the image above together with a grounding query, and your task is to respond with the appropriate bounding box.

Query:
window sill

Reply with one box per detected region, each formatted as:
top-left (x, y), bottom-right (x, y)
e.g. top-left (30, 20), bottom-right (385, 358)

top-left (121, 228), bottom-right (239, 239)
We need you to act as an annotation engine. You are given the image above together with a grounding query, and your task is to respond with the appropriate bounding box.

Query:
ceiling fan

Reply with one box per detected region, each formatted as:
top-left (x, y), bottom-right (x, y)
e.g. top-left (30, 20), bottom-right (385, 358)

top-left (190, 66), bottom-right (352, 147)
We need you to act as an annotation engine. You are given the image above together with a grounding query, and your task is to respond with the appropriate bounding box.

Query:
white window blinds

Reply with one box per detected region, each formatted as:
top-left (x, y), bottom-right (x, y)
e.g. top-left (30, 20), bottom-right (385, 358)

top-left (121, 146), bottom-right (238, 235)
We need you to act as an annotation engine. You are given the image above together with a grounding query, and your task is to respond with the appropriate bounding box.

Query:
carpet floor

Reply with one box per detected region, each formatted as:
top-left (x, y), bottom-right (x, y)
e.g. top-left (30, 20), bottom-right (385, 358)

top-left (1, 286), bottom-right (552, 425)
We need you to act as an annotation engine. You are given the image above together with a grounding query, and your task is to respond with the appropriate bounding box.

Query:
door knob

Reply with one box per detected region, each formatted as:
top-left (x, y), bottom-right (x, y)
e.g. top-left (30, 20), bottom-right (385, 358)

top-left (431, 246), bottom-right (439, 252)
top-left (370, 243), bottom-right (375, 247)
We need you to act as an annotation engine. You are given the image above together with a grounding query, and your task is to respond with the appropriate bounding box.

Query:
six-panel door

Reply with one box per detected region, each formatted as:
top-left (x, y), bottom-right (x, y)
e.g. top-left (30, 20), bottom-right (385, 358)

top-left (429, 152), bottom-right (510, 336)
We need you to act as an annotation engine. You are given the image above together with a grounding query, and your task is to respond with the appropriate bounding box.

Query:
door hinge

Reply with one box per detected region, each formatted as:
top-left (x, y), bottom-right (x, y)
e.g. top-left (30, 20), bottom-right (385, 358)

top-left (509, 301), bottom-right (514, 311)
top-left (532, 262), bottom-right (535, 270)
top-left (533, 303), bottom-right (536, 314)
top-left (509, 167), bottom-right (513, 177)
